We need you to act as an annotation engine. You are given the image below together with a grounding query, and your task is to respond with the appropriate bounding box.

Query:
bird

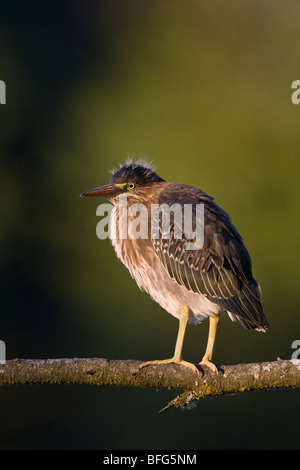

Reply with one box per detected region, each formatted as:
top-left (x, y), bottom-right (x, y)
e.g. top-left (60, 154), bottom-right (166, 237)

top-left (80, 159), bottom-right (268, 373)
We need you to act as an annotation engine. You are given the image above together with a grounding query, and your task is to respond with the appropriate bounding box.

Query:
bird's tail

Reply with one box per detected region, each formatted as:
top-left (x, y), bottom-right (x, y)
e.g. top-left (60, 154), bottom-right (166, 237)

top-left (224, 282), bottom-right (268, 332)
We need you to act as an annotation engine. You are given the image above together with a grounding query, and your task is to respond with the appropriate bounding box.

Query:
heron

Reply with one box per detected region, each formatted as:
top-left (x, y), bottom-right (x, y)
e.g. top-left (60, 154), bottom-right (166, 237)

top-left (81, 160), bottom-right (268, 373)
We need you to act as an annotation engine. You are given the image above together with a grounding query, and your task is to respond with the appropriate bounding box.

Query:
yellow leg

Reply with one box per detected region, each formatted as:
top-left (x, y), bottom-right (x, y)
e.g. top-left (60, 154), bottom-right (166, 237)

top-left (199, 313), bottom-right (220, 373)
top-left (139, 306), bottom-right (199, 374)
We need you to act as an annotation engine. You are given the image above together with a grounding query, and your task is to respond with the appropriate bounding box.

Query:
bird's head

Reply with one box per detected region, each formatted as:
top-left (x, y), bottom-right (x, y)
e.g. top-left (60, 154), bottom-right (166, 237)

top-left (80, 160), bottom-right (165, 203)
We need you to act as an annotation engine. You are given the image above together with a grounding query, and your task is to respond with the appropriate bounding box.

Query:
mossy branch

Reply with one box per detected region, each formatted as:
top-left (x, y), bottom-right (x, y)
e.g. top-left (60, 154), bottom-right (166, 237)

top-left (1, 358), bottom-right (299, 411)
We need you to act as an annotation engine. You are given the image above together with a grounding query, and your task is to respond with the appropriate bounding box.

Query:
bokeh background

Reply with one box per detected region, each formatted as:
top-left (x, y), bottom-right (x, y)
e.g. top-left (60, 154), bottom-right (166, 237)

top-left (1, 0), bottom-right (299, 450)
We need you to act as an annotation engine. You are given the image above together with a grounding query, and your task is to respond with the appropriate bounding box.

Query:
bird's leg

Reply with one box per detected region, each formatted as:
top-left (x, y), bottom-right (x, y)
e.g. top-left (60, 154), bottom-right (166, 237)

top-left (199, 313), bottom-right (220, 373)
top-left (139, 306), bottom-right (199, 373)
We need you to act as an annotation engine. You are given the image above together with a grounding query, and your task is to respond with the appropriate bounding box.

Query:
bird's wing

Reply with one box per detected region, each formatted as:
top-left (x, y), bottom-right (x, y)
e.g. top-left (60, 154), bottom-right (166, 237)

top-left (152, 184), bottom-right (268, 331)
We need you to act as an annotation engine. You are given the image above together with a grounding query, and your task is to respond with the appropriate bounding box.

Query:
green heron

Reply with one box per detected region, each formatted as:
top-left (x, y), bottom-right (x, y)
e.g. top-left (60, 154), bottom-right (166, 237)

top-left (81, 160), bottom-right (268, 373)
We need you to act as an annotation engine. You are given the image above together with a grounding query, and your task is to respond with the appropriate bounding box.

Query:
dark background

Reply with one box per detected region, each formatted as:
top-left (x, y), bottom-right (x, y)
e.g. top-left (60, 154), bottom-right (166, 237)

top-left (0, 0), bottom-right (299, 449)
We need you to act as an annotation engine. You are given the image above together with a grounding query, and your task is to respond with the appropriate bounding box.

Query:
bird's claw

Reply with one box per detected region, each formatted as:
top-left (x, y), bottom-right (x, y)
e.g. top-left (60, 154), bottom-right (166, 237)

top-left (199, 359), bottom-right (218, 373)
top-left (139, 358), bottom-right (200, 374)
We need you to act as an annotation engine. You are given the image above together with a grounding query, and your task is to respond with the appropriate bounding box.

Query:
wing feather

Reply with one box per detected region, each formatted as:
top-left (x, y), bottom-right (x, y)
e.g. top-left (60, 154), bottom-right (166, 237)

top-left (152, 184), bottom-right (268, 331)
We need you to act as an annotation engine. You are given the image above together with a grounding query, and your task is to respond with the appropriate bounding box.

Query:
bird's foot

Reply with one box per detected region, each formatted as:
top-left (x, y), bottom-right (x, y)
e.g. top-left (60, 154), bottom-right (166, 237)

top-left (199, 358), bottom-right (218, 373)
top-left (139, 358), bottom-right (199, 374)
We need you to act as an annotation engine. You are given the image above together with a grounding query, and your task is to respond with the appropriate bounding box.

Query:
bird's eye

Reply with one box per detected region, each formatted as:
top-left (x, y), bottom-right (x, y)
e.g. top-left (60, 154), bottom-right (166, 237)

top-left (127, 182), bottom-right (135, 190)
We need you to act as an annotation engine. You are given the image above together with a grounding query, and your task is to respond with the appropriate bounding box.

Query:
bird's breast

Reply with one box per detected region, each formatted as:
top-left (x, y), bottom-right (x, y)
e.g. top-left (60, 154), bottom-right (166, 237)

top-left (109, 206), bottom-right (220, 323)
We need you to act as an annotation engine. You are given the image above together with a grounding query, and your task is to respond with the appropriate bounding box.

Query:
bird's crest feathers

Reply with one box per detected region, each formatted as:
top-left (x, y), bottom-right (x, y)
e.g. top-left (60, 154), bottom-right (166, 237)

top-left (108, 156), bottom-right (155, 176)
top-left (109, 157), bottom-right (165, 186)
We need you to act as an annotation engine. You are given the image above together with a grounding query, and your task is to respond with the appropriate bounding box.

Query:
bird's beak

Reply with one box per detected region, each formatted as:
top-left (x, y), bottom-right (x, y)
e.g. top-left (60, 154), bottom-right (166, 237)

top-left (80, 183), bottom-right (126, 198)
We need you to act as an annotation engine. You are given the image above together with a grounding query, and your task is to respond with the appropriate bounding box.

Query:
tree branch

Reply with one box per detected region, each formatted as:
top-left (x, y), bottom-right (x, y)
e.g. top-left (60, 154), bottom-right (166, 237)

top-left (1, 358), bottom-right (299, 411)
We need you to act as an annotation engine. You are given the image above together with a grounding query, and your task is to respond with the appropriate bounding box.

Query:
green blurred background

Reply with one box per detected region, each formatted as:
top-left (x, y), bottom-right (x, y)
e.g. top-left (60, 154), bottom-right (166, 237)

top-left (0, 0), bottom-right (299, 450)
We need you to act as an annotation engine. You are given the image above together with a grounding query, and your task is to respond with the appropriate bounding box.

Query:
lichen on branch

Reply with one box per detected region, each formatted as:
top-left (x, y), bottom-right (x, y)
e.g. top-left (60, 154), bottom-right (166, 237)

top-left (0, 358), bottom-right (299, 411)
